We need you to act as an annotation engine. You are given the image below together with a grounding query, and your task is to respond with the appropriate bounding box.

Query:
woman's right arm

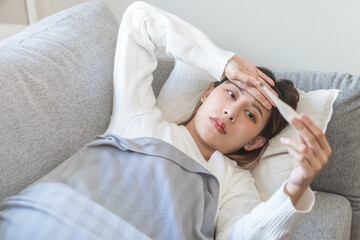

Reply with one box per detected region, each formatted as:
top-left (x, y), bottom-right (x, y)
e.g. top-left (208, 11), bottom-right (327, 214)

top-left (106, 1), bottom-right (234, 135)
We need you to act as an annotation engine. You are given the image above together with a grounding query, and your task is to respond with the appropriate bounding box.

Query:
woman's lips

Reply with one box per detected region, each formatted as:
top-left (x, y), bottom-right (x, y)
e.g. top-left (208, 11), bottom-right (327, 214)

top-left (210, 117), bottom-right (227, 134)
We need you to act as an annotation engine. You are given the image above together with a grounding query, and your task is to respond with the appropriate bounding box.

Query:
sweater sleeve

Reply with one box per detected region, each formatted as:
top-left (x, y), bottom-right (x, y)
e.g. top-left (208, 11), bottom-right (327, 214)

top-left (216, 169), bottom-right (315, 240)
top-left (106, 1), bottom-right (234, 135)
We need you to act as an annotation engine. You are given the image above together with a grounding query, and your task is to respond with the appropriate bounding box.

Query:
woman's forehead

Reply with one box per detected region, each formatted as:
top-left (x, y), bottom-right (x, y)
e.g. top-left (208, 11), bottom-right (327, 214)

top-left (222, 80), bottom-right (270, 115)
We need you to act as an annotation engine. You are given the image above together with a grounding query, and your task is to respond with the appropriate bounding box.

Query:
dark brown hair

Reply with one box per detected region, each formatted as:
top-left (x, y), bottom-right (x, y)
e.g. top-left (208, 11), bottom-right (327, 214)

top-left (180, 67), bottom-right (299, 170)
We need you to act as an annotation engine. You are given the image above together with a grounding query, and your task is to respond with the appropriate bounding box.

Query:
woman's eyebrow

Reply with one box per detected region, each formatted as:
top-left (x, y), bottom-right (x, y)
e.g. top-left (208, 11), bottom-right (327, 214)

top-left (228, 81), bottom-right (244, 94)
top-left (228, 81), bottom-right (263, 118)
top-left (251, 103), bottom-right (263, 118)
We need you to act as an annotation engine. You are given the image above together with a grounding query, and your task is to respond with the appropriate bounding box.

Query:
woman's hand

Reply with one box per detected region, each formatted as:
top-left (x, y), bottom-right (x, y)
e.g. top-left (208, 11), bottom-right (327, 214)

top-left (224, 55), bottom-right (278, 110)
top-left (280, 114), bottom-right (332, 205)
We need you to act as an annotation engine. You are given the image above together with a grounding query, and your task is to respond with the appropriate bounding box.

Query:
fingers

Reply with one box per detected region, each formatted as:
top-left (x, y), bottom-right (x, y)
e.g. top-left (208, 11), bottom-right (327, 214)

top-left (226, 73), bottom-right (273, 110)
top-left (290, 117), bottom-right (322, 155)
top-left (280, 114), bottom-right (332, 185)
top-left (287, 147), bottom-right (315, 179)
top-left (245, 68), bottom-right (279, 101)
top-left (251, 70), bottom-right (279, 109)
top-left (245, 86), bottom-right (274, 110)
top-left (257, 69), bottom-right (275, 86)
top-left (297, 114), bottom-right (332, 157)
top-left (223, 55), bottom-right (278, 110)
top-left (255, 68), bottom-right (278, 98)
top-left (228, 74), bottom-right (277, 110)
top-left (291, 115), bottom-right (331, 161)
top-left (282, 138), bottom-right (324, 175)
top-left (252, 81), bottom-right (278, 107)
top-left (232, 70), bottom-right (258, 86)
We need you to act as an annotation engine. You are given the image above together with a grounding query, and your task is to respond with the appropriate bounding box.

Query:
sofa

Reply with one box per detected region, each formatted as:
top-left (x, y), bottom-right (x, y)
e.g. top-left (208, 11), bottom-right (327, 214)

top-left (0, 0), bottom-right (359, 239)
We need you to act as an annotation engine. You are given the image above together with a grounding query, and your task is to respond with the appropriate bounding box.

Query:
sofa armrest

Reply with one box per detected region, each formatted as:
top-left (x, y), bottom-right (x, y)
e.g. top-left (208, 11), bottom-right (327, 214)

top-left (290, 191), bottom-right (352, 240)
top-left (0, 0), bottom-right (119, 201)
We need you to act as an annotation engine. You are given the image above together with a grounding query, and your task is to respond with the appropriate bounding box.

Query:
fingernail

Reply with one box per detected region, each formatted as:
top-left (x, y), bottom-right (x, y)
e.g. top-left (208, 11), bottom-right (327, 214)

top-left (266, 103), bottom-right (272, 110)
top-left (280, 137), bottom-right (289, 144)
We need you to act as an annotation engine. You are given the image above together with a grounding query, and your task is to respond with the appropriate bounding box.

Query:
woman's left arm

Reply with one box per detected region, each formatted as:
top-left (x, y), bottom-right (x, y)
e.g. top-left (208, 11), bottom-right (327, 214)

top-left (280, 114), bottom-right (332, 205)
top-left (215, 167), bottom-right (315, 240)
top-left (216, 113), bottom-right (330, 239)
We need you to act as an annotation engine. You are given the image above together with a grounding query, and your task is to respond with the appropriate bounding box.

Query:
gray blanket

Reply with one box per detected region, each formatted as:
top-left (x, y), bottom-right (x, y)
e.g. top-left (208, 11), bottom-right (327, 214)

top-left (0, 135), bottom-right (219, 240)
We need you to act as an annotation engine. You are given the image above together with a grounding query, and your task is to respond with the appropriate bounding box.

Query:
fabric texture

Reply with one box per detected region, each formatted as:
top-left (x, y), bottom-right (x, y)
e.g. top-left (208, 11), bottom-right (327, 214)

top-left (0, 135), bottom-right (219, 240)
top-left (289, 192), bottom-right (352, 240)
top-left (155, 59), bottom-right (340, 202)
top-left (0, 0), bottom-right (119, 201)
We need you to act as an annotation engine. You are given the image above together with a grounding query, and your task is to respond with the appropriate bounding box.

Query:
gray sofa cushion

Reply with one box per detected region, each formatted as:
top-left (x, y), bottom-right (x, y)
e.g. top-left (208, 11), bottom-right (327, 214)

top-left (0, 0), bottom-right (119, 201)
top-left (290, 192), bottom-right (352, 240)
top-left (274, 70), bottom-right (360, 240)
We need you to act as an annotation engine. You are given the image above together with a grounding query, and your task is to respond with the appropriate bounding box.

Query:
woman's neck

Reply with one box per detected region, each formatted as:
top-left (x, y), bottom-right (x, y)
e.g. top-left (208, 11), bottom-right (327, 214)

top-left (185, 120), bottom-right (214, 161)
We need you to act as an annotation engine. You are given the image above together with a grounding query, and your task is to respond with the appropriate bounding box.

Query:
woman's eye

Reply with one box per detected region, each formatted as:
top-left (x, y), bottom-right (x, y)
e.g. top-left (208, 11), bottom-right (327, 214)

top-left (227, 90), bottom-right (236, 99)
top-left (247, 111), bottom-right (256, 122)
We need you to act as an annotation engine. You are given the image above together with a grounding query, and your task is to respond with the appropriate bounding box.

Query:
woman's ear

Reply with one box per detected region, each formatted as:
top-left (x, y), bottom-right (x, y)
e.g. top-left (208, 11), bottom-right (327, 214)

top-left (244, 136), bottom-right (266, 151)
top-left (201, 83), bottom-right (215, 102)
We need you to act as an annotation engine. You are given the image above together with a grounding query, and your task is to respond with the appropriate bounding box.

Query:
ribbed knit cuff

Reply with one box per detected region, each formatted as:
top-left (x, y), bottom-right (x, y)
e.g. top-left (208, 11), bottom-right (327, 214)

top-left (231, 180), bottom-right (315, 239)
top-left (262, 180), bottom-right (315, 237)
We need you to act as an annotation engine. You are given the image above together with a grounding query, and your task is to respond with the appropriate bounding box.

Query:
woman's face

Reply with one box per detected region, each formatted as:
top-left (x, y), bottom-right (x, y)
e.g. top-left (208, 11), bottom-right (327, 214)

top-left (186, 80), bottom-right (271, 160)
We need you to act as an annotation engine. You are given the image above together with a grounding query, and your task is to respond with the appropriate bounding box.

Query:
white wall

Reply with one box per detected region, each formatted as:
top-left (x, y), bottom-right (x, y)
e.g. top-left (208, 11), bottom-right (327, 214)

top-left (0, 0), bottom-right (88, 25)
top-left (0, 0), bottom-right (28, 24)
top-left (34, 0), bottom-right (88, 20)
top-left (103, 0), bottom-right (360, 75)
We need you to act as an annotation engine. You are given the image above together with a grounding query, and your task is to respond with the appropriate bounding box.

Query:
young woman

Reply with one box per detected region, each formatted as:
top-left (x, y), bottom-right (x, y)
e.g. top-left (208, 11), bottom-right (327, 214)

top-left (0, 1), bottom-right (331, 239)
top-left (105, 1), bottom-right (330, 239)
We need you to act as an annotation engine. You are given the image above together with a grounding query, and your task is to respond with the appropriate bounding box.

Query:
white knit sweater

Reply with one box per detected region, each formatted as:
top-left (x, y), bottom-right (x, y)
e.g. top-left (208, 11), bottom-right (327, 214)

top-left (105, 2), bottom-right (315, 239)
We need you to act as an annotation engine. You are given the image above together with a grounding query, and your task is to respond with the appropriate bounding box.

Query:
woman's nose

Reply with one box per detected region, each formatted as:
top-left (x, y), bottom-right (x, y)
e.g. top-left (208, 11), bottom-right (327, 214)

top-left (223, 109), bottom-right (235, 122)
